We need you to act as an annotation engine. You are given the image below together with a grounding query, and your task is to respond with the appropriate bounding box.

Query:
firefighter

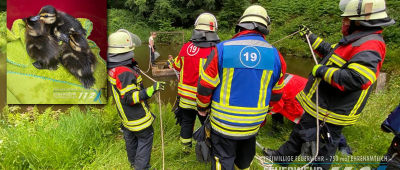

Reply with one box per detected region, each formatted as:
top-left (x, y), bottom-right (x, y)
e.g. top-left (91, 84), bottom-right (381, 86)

top-left (107, 29), bottom-right (165, 169)
top-left (261, 73), bottom-right (353, 155)
top-left (379, 103), bottom-right (400, 170)
top-left (172, 13), bottom-right (220, 151)
top-left (265, 0), bottom-right (395, 169)
top-left (196, 5), bottom-right (286, 170)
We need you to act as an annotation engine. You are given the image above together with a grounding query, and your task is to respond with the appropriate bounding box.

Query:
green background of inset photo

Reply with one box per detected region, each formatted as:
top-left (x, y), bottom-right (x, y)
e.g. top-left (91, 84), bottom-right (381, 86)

top-left (6, 18), bottom-right (107, 104)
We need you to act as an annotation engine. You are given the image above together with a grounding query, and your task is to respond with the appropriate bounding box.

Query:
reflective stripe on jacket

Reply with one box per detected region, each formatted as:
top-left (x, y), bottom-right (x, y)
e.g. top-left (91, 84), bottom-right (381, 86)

top-left (173, 42), bottom-right (215, 110)
top-left (108, 66), bottom-right (154, 131)
top-left (197, 31), bottom-right (286, 139)
top-left (298, 29), bottom-right (386, 126)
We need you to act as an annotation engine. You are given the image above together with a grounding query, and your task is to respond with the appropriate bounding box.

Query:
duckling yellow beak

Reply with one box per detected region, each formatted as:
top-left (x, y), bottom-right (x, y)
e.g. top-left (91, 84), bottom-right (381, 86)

top-left (31, 15), bottom-right (40, 21)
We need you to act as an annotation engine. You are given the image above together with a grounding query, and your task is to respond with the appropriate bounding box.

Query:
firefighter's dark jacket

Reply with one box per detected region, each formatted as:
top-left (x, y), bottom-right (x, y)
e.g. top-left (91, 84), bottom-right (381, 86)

top-left (297, 28), bottom-right (386, 126)
top-left (108, 66), bottom-right (154, 131)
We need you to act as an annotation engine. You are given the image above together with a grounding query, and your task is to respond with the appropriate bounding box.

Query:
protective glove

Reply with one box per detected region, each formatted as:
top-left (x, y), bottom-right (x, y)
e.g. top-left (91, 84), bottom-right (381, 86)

top-left (146, 81), bottom-right (166, 97)
top-left (299, 25), bottom-right (312, 39)
top-left (312, 64), bottom-right (325, 78)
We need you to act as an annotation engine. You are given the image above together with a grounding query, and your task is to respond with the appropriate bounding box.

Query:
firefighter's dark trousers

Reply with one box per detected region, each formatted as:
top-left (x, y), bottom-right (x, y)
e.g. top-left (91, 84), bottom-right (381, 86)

top-left (275, 113), bottom-right (344, 170)
top-left (210, 131), bottom-right (256, 170)
top-left (379, 136), bottom-right (400, 170)
top-left (180, 108), bottom-right (207, 145)
top-left (123, 125), bottom-right (154, 170)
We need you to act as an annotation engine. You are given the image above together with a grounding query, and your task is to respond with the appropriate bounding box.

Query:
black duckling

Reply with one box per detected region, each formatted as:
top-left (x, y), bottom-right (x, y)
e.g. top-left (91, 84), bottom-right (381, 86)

top-left (60, 32), bottom-right (97, 89)
top-left (24, 16), bottom-right (59, 70)
top-left (31, 5), bottom-right (86, 43)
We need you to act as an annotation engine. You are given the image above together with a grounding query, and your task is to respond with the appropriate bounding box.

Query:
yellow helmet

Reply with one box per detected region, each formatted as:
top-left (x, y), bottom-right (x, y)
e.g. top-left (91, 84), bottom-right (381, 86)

top-left (238, 5), bottom-right (270, 29)
top-left (340, 0), bottom-right (389, 20)
top-left (108, 29), bottom-right (142, 54)
top-left (194, 13), bottom-right (218, 32)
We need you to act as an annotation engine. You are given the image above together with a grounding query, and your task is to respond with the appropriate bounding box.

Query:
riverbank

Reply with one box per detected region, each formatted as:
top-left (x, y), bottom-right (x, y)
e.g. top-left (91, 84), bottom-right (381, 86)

top-left (1, 72), bottom-right (399, 169)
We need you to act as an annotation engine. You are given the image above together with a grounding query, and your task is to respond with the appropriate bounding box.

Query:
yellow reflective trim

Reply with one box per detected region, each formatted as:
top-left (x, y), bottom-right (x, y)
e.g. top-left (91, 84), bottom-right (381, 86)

top-left (111, 86), bottom-right (128, 121)
top-left (211, 109), bottom-right (266, 124)
top-left (179, 57), bottom-right (184, 82)
top-left (141, 102), bottom-right (151, 115)
top-left (179, 97), bottom-right (197, 110)
top-left (272, 79), bottom-right (285, 91)
top-left (220, 68), bottom-right (234, 105)
top-left (331, 43), bottom-right (338, 49)
top-left (125, 112), bottom-right (152, 126)
top-left (137, 75), bottom-right (142, 83)
top-left (226, 68), bottom-right (234, 105)
top-left (259, 71), bottom-right (272, 107)
top-left (197, 98), bottom-right (209, 108)
top-left (312, 37), bottom-right (323, 50)
top-left (178, 88), bottom-right (196, 98)
top-left (215, 157), bottom-right (221, 170)
top-left (210, 117), bottom-right (260, 137)
top-left (296, 95), bottom-right (356, 126)
top-left (180, 137), bottom-right (192, 143)
top-left (212, 101), bottom-right (269, 113)
top-left (330, 54), bottom-right (346, 67)
top-left (132, 91), bottom-right (140, 104)
top-left (108, 76), bottom-right (116, 85)
top-left (348, 63), bottom-right (377, 83)
top-left (123, 115), bottom-right (153, 131)
top-left (296, 91), bottom-right (360, 125)
top-left (200, 58), bottom-right (220, 87)
top-left (119, 84), bottom-right (137, 95)
top-left (174, 56), bottom-right (181, 69)
top-left (178, 83), bottom-right (197, 93)
top-left (350, 87), bottom-right (369, 116)
top-left (300, 91), bottom-right (359, 120)
top-left (258, 71), bottom-right (267, 107)
top-left (211, 116), bottom-right (261, 132)
top-left (307, 79), bottom-right (321, 98)
top-left (324, 68), bottom-right (339, 84)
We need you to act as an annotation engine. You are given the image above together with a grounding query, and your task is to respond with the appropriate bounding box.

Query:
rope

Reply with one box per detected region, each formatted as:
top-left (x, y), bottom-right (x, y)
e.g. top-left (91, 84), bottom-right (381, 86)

top-left (271, 30), bottom-right (301, 45)
top-left (139, 69), bottom-right (165, 170)
top-left (298, 34), bottom-right (320, 170)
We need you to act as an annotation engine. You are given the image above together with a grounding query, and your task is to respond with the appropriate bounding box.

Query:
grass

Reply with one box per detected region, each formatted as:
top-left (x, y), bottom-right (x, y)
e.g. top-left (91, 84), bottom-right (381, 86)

top-left (1, 72), bottom-right (399, 169)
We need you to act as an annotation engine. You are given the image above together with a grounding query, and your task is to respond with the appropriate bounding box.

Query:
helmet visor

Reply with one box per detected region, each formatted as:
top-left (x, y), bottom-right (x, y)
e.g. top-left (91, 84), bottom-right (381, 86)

top-left (129, 33), bottom-right (142, 47)
top-left (117, 29), bottom-right (142, 47)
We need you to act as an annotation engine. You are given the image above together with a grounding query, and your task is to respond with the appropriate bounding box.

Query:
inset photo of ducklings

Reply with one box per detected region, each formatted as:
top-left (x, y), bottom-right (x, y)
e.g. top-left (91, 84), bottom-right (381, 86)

top-left (6, 0), bottom-right (107, 104)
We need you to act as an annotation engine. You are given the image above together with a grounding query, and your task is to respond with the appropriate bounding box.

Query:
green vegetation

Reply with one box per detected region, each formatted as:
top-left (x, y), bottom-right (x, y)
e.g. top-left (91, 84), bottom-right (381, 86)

top-left (107, 0), bottom-right (400, 72)
top-left (0, 11), bottom-right (6, 53)
top-left (1, 72), bottom-right (399, 169)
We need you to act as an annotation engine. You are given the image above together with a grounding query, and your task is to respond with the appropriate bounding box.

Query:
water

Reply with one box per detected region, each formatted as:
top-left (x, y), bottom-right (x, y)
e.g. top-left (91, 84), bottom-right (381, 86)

top-left (133, 44), bottom-right (315, 105)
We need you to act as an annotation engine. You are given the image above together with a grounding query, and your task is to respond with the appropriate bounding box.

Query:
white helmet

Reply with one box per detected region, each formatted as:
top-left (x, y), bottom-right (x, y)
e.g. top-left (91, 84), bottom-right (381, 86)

top-left (235, 5), bottom-right (271, 35)
top-left (108, 29), bottom-right (142, 54)
top-left (194, 13), bottom-right (218, 32)
top-left (340, 0), bottom-right (390, 20)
